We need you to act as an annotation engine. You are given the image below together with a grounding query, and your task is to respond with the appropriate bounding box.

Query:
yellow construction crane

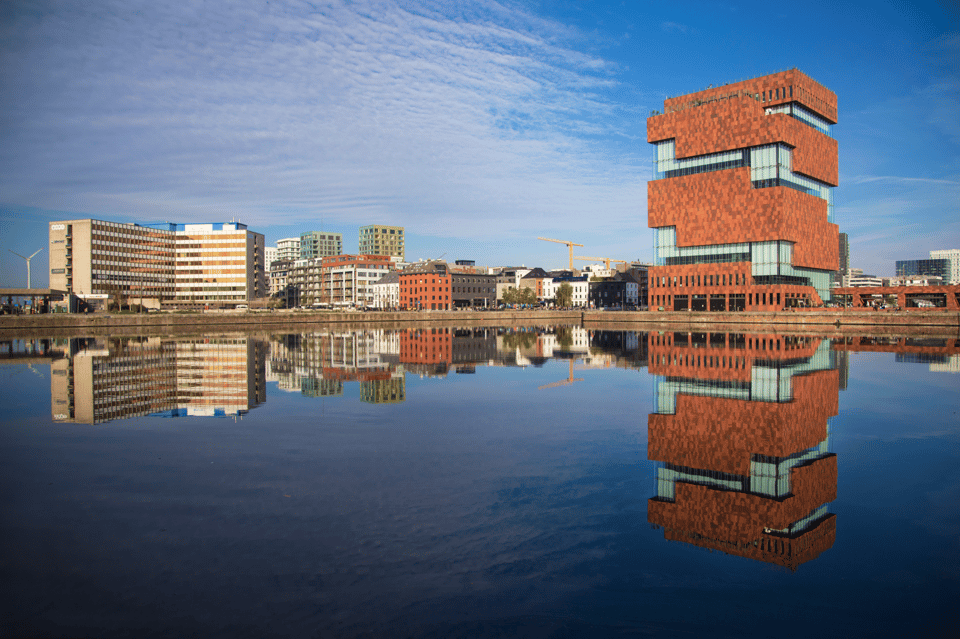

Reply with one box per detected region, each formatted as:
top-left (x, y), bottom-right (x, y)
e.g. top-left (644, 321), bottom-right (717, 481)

top-left (574, 256), bottom-right (630, 270)
top-left (538, 237), bottom-right (584, 271)
top-left (538, 360), bottom-right (585, 390)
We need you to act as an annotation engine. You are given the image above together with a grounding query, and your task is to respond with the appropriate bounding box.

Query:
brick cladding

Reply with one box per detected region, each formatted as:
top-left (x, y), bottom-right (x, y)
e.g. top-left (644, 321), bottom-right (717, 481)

top-left (646, 335), bottom-right (839, 568)
top-left (648, 369), bottom-right (839, 476)
top-left (660, 69), bottom-right (837, 125)
top-left (648, 96), bottom-right (838, 186)
top-left (647, 70), bottom-right (838, 311)
top-left (647, 332), bottom-right (826, 383)
top-left (650, 473), bottom-right (837, 570)
top-left (658, 514), bottom-right (836, 570)
top-left (648, 261), bottom-right (827, 309)
top-left (648, 169), bottom-right (839, 272)
top-left (649, 457), bottom-right (836, 542)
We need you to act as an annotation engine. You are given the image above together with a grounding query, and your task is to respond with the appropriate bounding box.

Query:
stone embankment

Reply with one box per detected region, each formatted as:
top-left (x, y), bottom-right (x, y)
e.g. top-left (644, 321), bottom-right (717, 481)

top-left (1, 308), bottom-right (958, 339)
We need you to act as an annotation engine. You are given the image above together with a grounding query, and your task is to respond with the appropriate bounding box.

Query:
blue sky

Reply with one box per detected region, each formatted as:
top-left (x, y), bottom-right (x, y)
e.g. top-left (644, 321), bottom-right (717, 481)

top-left (1, 0), bottom-right (957, 285)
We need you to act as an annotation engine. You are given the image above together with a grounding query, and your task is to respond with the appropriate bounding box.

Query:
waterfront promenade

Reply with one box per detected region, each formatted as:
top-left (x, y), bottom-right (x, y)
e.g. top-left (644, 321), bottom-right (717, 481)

top-left (1, 308), bottom-right (958, 339)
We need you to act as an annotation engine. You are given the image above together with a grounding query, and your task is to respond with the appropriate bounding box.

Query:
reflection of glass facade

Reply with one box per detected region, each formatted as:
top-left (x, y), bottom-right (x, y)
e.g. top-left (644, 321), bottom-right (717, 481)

top-left (647, 331), bottom-right (839, 569)
top-left (50, 337), bottom-right (266, 424)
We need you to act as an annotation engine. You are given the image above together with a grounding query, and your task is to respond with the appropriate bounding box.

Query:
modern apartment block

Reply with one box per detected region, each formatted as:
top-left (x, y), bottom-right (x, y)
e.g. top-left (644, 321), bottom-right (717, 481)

top-left (292, 254), bottom-right (393, 308)
top-left (359, 225), bottom-right (405, 261)
top-left (299, 231), bottom-right (342, 260)
top-left (647, 70), bottom-right (839, 311)
top-left (276, 237), bottom-right (301, 262)
top-left (48, 219), bottom-right (265, 309)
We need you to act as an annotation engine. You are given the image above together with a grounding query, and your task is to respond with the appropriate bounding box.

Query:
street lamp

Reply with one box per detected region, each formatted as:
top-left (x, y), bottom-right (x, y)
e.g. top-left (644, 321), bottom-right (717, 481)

top-left (9, 248), bottom-right (43, 289)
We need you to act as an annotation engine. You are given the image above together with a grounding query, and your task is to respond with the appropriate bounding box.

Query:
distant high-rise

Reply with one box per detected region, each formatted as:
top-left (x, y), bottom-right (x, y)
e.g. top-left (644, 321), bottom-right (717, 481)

top-left (359, 225), bottom-right (405, 261)
top-left (929, 249), bottom-right (959, 283)
top-left (832, 232), bottom-right (849, 287)
top-left (300, 231), bottom-right (342, 260)
top-left (895, 258), bottom-right (951, 281)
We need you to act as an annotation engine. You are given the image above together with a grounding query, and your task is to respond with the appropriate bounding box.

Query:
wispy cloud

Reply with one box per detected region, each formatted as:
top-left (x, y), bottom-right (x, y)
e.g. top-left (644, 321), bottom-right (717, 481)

top-left (660, 22), bottom-right (690, 34)
top-left (845, 175), bottom-right (960, 186)
top-left (0, 0), bottom-right (650, 240)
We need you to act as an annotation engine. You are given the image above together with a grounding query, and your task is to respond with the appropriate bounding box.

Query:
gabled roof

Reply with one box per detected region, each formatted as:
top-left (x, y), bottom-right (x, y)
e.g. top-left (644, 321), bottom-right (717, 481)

top-left (374, 271), bottom-right (401, 285)
top-left (521, 267), bottom-right (550, 279)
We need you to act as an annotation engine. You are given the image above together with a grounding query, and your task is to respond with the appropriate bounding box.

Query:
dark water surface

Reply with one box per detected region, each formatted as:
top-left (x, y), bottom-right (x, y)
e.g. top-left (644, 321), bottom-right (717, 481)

top-left (1, 328), bottom-right (958, 638)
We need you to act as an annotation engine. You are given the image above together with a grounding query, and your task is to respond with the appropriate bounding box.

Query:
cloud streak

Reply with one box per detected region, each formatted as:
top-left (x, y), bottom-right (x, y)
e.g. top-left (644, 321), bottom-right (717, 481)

top-left (0, 0), bottom-right (649, 240)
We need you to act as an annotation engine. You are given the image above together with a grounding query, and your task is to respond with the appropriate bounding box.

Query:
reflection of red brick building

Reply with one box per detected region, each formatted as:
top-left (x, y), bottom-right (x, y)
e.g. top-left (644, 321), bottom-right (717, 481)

top-left (647, 331), bottom-right (839, 569)
top-left (399, 261), bottom-right (451, 310)
top-left (399, 328), bottom-right (452, 365)
top-left (647, 70), bottom-right (838, 311)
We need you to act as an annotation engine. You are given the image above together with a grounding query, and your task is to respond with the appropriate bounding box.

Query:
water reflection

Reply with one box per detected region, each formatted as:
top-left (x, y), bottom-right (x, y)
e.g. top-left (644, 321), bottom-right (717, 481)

top-left (2, 327), bottom-right (959, 635)
top-left (646, 332), bottom-right (840, 569)
top-left (47, 336), bottom-right (267, 423)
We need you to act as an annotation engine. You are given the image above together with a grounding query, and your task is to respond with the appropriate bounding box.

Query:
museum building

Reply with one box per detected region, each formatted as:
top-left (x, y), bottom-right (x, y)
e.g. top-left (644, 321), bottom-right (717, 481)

top-left (647, 70), bottom-right (839, 311)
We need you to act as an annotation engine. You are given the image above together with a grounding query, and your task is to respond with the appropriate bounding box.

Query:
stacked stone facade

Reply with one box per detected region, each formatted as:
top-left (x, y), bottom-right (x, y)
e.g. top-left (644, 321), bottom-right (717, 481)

top-left (647, 70), bottom-right (839, 310)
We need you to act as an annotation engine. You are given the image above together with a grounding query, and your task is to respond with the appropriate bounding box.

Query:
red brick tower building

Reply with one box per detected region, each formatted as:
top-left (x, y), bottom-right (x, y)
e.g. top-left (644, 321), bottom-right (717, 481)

top-left (647, 70), bottom-right (839, 311)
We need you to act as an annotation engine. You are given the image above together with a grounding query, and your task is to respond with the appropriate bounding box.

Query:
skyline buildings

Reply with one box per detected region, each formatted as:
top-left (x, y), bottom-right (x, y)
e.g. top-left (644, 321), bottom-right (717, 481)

top-left (1, 1), bottom-right (955, 287)
top-left (647, 70), bottom-right (839, 311)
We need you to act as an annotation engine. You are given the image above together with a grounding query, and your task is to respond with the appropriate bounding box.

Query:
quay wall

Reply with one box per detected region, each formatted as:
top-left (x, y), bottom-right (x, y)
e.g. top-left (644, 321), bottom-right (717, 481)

top-left (1, 309), bottom-right (958, 339)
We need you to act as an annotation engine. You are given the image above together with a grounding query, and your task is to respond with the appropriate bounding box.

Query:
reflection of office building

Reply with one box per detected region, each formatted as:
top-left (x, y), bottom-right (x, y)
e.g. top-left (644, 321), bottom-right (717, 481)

top-left (51, 338), bottom-right (178, 423)
top-left (173, 339), bottom-right (267, 416)
top-left (51, 337), bottom-right (266, 423)
top-left (647, 70), bottom-right (839, 311)
top-left (647, 332), bottom-right (839, 569)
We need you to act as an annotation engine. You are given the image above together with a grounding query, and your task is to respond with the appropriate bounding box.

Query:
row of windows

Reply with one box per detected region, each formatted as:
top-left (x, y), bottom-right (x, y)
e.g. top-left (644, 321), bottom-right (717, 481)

top-left (764, 102), bottom-right (833, 136)
top-left (652, 272), bottom-right (749, 288)
top-left (654, 141), bottom-right (833, 215)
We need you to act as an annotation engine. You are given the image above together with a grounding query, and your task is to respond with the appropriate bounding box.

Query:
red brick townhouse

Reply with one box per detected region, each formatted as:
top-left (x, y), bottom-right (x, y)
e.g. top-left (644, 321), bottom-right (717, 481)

top-left (398, 261), bottom-right (451, 310)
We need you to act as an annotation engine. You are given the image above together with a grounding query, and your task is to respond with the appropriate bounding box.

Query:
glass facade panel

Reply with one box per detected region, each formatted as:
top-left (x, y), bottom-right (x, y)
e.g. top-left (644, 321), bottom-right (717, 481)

top-left (765, 102), bottom-right (833, 137)
top-left (656, 140), bottom-right (835, 222)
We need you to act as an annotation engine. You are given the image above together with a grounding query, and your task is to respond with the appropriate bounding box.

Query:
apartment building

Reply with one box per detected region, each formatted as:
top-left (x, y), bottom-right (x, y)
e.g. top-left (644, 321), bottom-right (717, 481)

top-left (292, 254), bottom-right (393, 308)
top-left (370, 271), bottom-right (400, 309)
top-left (359, 225), bottom-right (405, 261)
top-left (48, 219), bottom-right (266, 309)
top-left (276, 237), bottom-right (301, 262)
top-left (647, 70), bottom-right (839, 311)
top-left (300, 231), bottom-right (342, 260)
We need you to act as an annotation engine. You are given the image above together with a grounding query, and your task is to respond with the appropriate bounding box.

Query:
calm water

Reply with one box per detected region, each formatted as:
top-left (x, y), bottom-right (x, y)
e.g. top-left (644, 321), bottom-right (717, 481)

top-left (1, 327), bottom-right (958, 638)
